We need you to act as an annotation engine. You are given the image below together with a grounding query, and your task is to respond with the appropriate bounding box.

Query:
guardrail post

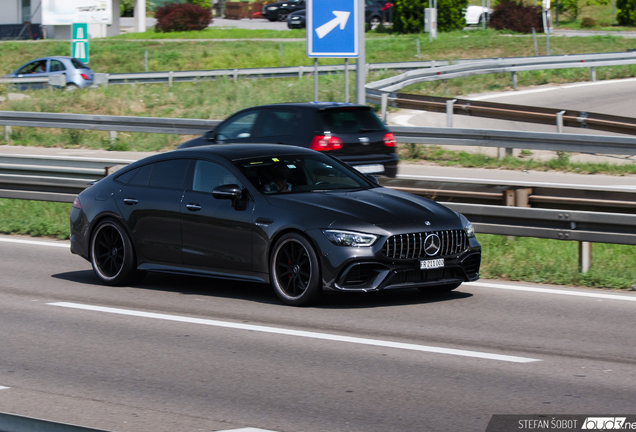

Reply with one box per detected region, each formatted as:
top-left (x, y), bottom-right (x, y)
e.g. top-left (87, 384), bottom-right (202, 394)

top-left (168, 71), bottom-right (174, 87)
top-left (511, 71), bottom-right (518, 90)
top-left (579, 241), bottom-right (592, 273)
top-left (298, 66), bottom-right (303, 79)
top-left (590, 67), bottom-right (596, 82)
top-left (233, 69), bottom-right (238, 81)
top-left (498, 147), bottom-right (512, 159)
top-left (446, 99), bottom-right (456, 127)
top-left (3, 126), bottom-right (11, 142)
top-left (314, 59), bottom-right (318, 102)
top-left (381, 92), bottom-right (389, 123)
top-left (109, 131), bottom-right (117, 146)
top-left (345, 59), bottom-right (349, 103)
top-left (556, 110), bottom-right (565, 133)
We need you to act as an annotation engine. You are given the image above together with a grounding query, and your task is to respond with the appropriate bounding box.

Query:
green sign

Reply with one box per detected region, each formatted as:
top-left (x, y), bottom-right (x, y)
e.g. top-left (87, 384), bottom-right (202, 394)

top-left (71, 23), bottom-right (89, 64)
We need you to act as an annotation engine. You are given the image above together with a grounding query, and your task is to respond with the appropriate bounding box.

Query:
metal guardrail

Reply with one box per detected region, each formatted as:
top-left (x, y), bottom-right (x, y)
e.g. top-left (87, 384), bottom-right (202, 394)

top-left (2, 51), bottom-right (635, 89)
top-left (365, 51), bottom-right (636, 92)
top-left (382, 93), bottom-right (636, 136)
top-left (3, 111), bottom-right (636, 156)
top-left (444, 203), bottom-right (636, 246)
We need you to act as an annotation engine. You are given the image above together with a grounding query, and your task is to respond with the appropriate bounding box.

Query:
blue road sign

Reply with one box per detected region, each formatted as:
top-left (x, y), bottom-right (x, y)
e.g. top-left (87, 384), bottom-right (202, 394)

top-left (307, 0), bottom-right (359, 58)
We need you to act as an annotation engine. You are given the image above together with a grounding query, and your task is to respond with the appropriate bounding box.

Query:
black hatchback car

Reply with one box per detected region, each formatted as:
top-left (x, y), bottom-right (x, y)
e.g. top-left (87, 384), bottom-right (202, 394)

top-left (70, 145), bottom-right (481, 306)
top-left (178, 103), bottom-right (398, 178)
top-left (262, 0), bottom-right (305, 21)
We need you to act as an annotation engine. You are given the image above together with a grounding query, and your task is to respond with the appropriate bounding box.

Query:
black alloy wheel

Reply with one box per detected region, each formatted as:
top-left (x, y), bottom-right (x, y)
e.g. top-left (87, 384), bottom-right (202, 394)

top-left (277, 9), bottom-right (290, 21)
top-left (91, 219), bottom-right (144, 286)
top-left (270, 233), bottom-right (322, 306)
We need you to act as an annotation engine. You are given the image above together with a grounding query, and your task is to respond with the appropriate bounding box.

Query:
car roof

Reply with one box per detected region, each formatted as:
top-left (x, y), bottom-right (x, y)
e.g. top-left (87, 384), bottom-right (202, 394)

top-left (174, 143), bottom-right (317, 160)
top-left (240, 102), bottom-right (372, 111)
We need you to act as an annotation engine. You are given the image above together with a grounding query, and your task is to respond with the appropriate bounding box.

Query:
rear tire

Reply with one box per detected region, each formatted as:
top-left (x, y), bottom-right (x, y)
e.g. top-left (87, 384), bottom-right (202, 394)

top-left (277, 9), bottom-right (290, 21)
top-left (65, 83), bottom-right (78, 91)
top-left (270, 233), bottom-right (322, 306)
top-left (90, 219), bottom-right (145, 286)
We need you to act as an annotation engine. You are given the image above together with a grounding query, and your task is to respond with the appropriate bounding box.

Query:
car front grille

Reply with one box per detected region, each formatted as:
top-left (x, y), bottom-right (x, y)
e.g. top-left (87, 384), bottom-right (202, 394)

top-left (383, 230), bottom-right (468, 259)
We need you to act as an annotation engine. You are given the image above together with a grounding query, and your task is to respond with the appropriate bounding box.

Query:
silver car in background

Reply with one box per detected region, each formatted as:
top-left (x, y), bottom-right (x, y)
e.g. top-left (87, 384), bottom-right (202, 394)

top-left (4, 56), bottom-right (94, 89)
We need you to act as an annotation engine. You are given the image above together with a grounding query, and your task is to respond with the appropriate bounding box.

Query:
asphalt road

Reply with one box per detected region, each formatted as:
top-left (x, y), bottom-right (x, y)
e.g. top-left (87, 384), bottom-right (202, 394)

top-left (1, 236), bottom-right (635, 432)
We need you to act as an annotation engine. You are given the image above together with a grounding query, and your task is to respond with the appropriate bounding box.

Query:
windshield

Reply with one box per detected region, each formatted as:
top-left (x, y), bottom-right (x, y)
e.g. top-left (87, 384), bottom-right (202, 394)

top-left (234, 154), bottom-right (372, 194)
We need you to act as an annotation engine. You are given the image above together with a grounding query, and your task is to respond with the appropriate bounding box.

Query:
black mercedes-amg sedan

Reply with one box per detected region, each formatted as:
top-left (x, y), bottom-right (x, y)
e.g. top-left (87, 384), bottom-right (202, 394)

top-left (70, 144), bottom-right (481, 306)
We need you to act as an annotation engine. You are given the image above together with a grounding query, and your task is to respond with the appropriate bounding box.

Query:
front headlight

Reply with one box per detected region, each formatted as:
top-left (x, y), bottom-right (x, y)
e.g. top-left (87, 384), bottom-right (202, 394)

top-left (322, 230), bottom-right (378, 247)
top-left (267, 6), bottom-right (278, 10)
top-left (464, 221), bottom-right (475, 238)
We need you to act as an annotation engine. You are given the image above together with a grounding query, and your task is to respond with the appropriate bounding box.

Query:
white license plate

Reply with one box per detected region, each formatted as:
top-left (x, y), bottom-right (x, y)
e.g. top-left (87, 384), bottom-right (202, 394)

top-left (420, 258), bottom-right (444, 270)
top-left (354, 164), bottom-right (384, 174)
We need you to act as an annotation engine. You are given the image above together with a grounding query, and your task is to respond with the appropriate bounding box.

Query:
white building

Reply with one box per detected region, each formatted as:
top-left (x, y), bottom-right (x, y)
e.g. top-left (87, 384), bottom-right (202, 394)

top-left (0, 0), bottom-right (148, 39)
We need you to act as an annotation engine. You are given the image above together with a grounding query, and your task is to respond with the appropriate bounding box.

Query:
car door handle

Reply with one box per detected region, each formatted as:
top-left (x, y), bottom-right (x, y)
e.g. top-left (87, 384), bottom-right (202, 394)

top-left (255, 217), bottom-right (274, 226)
top-left (123, 198), bottom-right (138, 205)
top-left (186, 203), bottom-right (202, 211)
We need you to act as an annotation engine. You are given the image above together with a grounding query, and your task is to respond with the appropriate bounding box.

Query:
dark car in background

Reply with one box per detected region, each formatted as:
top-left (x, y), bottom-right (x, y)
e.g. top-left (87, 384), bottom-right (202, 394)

top-left (4, 56), bottom-right (94, 89)
top-left (287, 9), bottom-right (306, 29)
top-left (285, 0), bottom-right (392, 29)
top-left (178, 103), bottom-right (399, 178)
top-left (263, 0), bottom-right (305, 21)
top-left (70, 144), bottom-right (481, 306)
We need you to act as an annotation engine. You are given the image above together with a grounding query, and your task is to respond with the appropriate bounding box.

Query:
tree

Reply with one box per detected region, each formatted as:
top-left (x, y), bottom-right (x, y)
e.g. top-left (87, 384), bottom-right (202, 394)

top-left (617, 0), bottom-right (636, 25)
top-left (393, 0), bottom-right (468, 34)
top-left (557, 0), bottom-right (610, 21)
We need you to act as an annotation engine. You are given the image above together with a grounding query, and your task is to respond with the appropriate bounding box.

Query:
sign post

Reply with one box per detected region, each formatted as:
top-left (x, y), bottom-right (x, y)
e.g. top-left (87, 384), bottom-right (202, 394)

top-left (307, 0), bottom-right (361, 102)
top-left (71, 23), bottom-right (89, 63)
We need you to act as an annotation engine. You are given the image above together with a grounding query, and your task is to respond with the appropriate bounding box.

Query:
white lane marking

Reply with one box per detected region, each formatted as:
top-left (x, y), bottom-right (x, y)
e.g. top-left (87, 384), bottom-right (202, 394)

top-left (0, 238), bottom-right (69, 248)
top-left (467, 282), bottom-right (636, 302)
top-left (5, 153), bottom-right (137, 163)
top-left (217, 429), bottom-right (279, 432)
top-left (469, 78), bottom-right (636, 101)
top-left (48, 302), bottom-right (541, 363)
top-left (0, 386), bottom-right (10, 390)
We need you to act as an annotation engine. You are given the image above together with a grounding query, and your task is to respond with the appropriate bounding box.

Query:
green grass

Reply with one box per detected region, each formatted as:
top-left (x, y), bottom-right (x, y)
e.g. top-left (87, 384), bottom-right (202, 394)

top-left (1, 197), bottom-right (633, 290)
top-left (0, 199), bottom-right (71, 240)
top-left (479, 234), bottom-right (636, 289)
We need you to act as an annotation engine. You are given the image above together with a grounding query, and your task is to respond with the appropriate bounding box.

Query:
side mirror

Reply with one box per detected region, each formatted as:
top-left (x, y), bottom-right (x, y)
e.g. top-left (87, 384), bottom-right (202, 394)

top-left (203, 130), bottom-right (216, 142)
top-left (212, 184), bottom-right (243, 200)
top-left (366, 174), bottom-right (379, 184)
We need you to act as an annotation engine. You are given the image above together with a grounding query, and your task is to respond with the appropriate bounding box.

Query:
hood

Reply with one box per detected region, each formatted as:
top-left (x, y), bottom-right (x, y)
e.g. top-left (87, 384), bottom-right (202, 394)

top-left (266, 187), bottom-right (460, 231)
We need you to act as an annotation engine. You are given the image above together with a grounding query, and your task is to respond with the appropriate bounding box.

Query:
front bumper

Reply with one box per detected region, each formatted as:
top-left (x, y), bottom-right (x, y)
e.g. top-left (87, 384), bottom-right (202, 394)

top-left (310, 229), bottom-right (481, 292)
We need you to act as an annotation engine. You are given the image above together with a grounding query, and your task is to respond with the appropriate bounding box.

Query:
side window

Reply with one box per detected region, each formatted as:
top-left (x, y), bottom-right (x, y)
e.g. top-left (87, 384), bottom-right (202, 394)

top-left (115, 167), bottom-right (139, 184)
top-left (192, 160), bottom-right (240, 193)
top-left (251, 109), bottom-right (299, 138)
top-left (148, 159), bottom-right (190, 189)
top-left (50, 60), bottom-right (66, 72)
top-left (18, 60), bottom-right (47, 75)
top-left (216, 111), bottom-right (259, 140)
top-left (128, 164), bottom-right (154, 186)
top-left (71, 58), bottom-right (88, 69)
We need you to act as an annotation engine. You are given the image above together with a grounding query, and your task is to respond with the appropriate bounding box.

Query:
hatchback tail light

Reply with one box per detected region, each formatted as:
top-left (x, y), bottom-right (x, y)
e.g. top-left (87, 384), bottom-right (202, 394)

top-left (383, 132), bottom-right (396, 147)
top-left (310, 135), bottom-right (343, 151)
top-left (80, 73), bottom-right (89, 80)
top-left (72, 197), bottom-right (82, 209)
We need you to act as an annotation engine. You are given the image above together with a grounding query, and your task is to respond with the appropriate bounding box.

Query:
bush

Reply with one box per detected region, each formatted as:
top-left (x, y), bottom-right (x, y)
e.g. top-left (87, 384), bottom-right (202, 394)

top-left (392, 0), bottom-right (468, 34)
top-left (155, 3), bottom-right (212, 32)
top-left (617, 0), bottom-right (636, 26)
top-left (488, 0), bottom-right (543, 33)
top-left (580, 16), bottom-right (597, 27)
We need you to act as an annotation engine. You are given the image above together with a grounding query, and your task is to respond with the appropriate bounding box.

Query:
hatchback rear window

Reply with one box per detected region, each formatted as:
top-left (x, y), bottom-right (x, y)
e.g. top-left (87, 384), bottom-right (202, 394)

top-left (317, 108), bottom-right (385, 134)
top-left (71, 58), bottom-right (89, 69)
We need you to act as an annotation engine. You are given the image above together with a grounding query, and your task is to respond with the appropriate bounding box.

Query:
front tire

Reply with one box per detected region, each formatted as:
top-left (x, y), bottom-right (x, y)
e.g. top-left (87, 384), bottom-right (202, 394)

top-left (277, 9), bottom-right (290, 21)
top-left (368, 16), bottom-right (381, 30)
top-left (91, 219), bottom-right (144, 286)
top-left (270, 233), bottom-right (322, 306)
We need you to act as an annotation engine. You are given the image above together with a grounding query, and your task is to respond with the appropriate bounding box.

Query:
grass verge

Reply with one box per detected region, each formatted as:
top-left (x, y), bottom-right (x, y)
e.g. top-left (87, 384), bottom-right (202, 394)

top-left (1, 198), bottom-right (633, 290)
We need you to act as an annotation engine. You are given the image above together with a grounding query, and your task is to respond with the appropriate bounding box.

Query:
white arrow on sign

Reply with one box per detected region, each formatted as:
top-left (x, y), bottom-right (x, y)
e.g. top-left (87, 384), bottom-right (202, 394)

top-left (315, 11), bottom-right (351, 39)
